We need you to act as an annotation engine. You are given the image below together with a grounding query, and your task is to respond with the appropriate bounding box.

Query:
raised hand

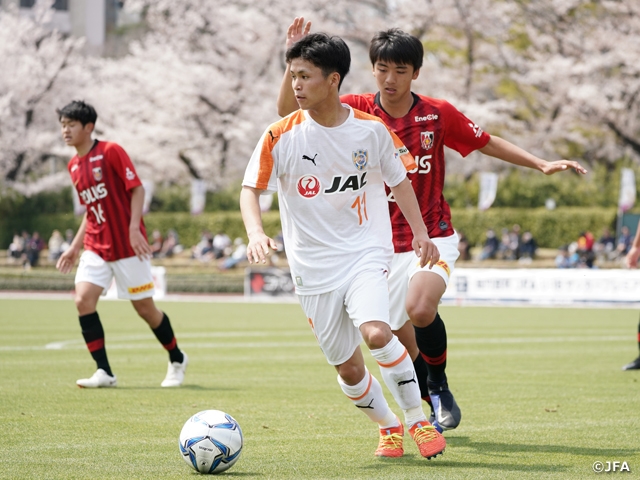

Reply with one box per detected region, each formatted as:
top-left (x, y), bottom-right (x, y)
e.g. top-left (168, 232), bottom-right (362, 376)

top-left (286, 17), bottom-right (311, 50)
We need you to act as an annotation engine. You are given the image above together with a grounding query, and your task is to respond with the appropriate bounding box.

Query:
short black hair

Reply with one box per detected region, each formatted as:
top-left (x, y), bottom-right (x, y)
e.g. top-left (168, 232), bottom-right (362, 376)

top-left (369, 28), bottom-right (424, 71)
top-left (285, 32), bottom-right (351, 89)
top-left (56, 100), bottom-right (97, 126)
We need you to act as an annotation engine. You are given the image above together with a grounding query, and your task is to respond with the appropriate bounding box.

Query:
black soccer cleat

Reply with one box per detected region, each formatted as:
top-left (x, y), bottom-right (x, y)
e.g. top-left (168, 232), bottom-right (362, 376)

top-left (427, 381), bottom-right (461, 430)
top-left (621, 356), bottom-right (640, 371)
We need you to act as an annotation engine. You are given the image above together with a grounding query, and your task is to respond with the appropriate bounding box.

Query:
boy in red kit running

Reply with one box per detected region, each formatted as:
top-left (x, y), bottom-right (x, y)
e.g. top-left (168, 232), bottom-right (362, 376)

top-left (56, 100), bottom-right (188, 388)
top-left (278, 19), bottom-right (587, 431)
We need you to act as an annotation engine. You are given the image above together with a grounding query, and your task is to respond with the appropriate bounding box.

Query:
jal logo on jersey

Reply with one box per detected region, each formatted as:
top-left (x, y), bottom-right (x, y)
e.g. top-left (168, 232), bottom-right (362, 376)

top-left (420, 131), bottom-right (434, 150)
top-left (352, 149), bottom-right (368, 171)
top-left (297, 175), bottom-right (321, 198)
top-left (92, 167), bottom-right (103, 181)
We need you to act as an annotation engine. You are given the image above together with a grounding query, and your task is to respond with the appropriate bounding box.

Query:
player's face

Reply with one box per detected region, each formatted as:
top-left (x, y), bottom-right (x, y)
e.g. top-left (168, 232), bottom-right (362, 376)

top-left (290, 59), bottom-right (338, 111)
top-left (60, 117), bottom-right (93, 147)
top-left (373, 61), bottom-right (419, 102)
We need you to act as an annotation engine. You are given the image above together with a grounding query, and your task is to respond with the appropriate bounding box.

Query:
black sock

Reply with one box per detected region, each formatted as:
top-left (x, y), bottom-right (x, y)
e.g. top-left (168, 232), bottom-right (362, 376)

top-left (79, 312), bottom-right (113, 376)
top-left (412, 354), bottom-right (431, 400)
top-left (414, 312), bottom-right (447, 385)
top-left (636, 317), bottom-right (640, 355)
top-left (152, 313), bottom-right (184, 364)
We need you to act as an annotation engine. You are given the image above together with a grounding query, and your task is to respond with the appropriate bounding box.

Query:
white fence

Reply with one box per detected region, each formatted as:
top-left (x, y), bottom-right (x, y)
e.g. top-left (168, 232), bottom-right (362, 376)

top-left (443, 268), bottom-right (640, 306)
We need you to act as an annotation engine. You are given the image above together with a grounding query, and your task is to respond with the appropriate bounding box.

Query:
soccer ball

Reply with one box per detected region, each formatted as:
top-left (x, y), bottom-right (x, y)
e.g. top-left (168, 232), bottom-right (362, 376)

top-left (179, 410), bottom-right (243, 474)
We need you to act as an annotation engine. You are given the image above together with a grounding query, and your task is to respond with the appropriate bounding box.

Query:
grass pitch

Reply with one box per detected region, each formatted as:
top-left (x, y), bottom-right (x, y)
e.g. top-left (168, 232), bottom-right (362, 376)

top-left (1, 297), bottom-right (639, 479)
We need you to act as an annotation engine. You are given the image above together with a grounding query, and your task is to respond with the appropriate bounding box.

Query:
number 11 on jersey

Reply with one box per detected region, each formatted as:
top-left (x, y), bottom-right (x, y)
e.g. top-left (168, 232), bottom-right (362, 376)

top-left (351, 192), bottom-right (368, 225)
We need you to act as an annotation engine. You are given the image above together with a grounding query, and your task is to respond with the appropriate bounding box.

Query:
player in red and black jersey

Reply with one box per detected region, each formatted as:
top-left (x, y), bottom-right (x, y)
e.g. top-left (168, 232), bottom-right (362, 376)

top-left (278, 19), bottom-right (587, 432)
top-left (56, 100), bottom-right (188, 388)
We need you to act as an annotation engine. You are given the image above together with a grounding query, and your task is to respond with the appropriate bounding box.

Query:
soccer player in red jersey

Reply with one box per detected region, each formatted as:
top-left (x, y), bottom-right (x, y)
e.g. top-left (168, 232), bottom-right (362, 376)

top-left (56, 100), bottom-right (188, 388)
top-left (623, 230), bottom-right (640, 370)
top-left (277, 18), bottom-right (587, 431)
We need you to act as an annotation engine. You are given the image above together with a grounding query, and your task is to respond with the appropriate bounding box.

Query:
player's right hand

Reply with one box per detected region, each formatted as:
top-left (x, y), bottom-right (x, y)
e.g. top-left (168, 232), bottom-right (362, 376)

top-left (56, 248), bottom-right (79, 274)
top-left (247, 232), bottom-right (278, 265)
top-left (625, 247), bottom-right (640, 269)
top-left (286, 17), bottom-right (311, 50)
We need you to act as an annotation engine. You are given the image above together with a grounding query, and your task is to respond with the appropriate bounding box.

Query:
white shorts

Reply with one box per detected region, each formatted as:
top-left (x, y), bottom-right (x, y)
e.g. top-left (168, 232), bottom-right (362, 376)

top-left (388, 233), bottom-right (460, 331)
top-left (75, 250), bottom-right (155, 301)
top-left (298, 267), bottom-right (390, 366)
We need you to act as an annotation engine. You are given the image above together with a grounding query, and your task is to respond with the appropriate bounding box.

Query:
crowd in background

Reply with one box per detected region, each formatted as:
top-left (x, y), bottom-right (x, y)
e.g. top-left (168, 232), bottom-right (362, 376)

top-left (555, 227), bottom-right (632, 269)
top-left (3, 224), bottom-right (633, 271)
top-left (475, 224), bottom-right (538, 264)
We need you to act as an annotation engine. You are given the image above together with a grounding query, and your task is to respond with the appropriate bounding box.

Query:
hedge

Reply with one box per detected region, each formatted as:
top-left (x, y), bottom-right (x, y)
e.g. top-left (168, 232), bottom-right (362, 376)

top-left (1, 207), bottom-right (618, 251)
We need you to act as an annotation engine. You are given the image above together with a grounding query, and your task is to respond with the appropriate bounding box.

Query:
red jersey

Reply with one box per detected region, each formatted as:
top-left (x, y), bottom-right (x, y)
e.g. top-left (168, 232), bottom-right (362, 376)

top-left (67, 140), bottom-right (145, 261)
top-left (341, 92), bottom-right (490, 252)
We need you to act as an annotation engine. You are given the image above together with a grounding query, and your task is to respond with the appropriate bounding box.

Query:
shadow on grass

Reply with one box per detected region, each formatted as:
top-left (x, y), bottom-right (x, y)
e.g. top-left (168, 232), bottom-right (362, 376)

top-left (112, 384), bottom-right (235, 391)
top-left (447, 436), bottom-right (638, 457)
top-left (361, 452), bottom-right (568, 474)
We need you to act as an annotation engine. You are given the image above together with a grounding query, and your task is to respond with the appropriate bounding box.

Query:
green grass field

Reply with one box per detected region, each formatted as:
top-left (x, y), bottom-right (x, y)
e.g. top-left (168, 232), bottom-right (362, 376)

top-left (1, 298), bottom-right (639, 479)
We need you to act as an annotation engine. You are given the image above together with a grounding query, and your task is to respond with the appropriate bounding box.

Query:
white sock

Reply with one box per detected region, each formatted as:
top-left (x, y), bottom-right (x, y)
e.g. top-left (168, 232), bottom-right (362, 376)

top-left (338, 368), bottom-right (398, 428)
top-left (370, 335), bottom-right (427, 427)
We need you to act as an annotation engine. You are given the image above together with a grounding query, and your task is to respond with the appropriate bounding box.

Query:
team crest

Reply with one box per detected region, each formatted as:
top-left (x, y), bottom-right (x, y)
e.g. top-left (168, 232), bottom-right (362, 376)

top-left (420, 131), bottom-right (434, 150)
top-left (92, 167), bottom-right (102, 181)
top-left (352, 149), bottom-right (368, 170)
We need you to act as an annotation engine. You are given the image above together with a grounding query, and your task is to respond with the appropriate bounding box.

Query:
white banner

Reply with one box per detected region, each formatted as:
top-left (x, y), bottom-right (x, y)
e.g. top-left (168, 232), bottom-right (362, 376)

top-left (442, 268), bottom-right (640, 305)
top-left (618, 168), bottom-right (636, 212)
top-left (190, 179), bottom-right (207, 215)
top-left (478, 172), bottom-right (499, 211)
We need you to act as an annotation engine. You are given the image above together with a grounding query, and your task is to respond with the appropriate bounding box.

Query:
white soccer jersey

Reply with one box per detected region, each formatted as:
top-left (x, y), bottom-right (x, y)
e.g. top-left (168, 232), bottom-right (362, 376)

top-left (243, 106), bottom-right (415, 295)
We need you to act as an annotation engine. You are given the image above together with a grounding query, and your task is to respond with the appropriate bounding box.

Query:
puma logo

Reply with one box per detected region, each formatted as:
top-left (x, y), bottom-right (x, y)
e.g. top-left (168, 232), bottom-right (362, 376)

top-left (397, 378), bottom-right (417, 386)
top-left (302, 153), bottom-right (317, 166)
top-left (268, 130), bottom-right (278, 141)
top-left (355, 399), bottom-right (375, 409)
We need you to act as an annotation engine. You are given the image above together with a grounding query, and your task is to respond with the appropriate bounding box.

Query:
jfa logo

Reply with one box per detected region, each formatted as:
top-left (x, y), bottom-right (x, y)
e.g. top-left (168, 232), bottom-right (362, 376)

top-left (297, 175), bottom-right (320, 198)
top-left (592, 460), bottom-right (630, 473)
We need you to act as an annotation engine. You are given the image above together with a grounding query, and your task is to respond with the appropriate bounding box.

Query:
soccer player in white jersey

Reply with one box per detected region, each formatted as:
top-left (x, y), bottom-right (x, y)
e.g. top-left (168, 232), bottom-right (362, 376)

top-left (241, 32), bottom-right (446, 459)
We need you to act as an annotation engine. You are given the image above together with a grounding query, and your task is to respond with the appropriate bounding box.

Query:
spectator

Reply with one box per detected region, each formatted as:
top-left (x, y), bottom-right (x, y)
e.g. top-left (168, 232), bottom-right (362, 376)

top-left (497, 228), bottom-right (514, 260)
top-left (61, 229), bottom-right (74, 253)
top-left (48, 229), bottom-right (65, 260)
top-left (212, 231), bottom-right (231, 259)
top-left (576, 231), bottom-right (595, 268)
top-left (219, 237), bottom-right (247, 270)
top-left (479, 229), bottom-right (499, 260)
top-left (8, 233), bottom-right (25, 261)
top-left (160, 229), bottom-right (182, 258)
top-left (555, 246), bottom-right (573, 268)
top-left (519, 231), bottom-right (537, 262)
top-left (615, 226), bottom-right (633, 258)
top-left (150, 229), bottom-right (164, 258)
top-left (595, 228), bottom-right (616, 261)
top-left (25, 231), bottom-right (45, 268)
top-left (191, 230), bottom-right (213, 261)
top-left (508, 224), bottom-right (522, 260)
top-left (457, 230), bottom-right (471, 261)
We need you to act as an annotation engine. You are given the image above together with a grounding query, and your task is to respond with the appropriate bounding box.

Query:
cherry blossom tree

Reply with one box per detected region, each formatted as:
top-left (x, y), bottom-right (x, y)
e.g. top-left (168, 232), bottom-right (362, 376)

top-left (0, 1), bottom-right (85, 194)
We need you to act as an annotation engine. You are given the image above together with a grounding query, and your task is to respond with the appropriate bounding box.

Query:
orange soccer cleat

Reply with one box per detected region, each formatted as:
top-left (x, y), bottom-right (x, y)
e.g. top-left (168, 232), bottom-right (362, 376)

top-left (409, 422), bottom-right (446, 459)
top-left (375, 422), bottom-right (404, 458)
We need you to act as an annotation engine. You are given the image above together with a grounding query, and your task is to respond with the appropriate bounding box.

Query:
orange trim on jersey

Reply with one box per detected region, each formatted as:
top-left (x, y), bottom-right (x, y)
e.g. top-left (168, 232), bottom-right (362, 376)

top-left (345, 372), bottom-right (373, 401)
top-left (351, 108), bottom-right (415, 171)
top-left (377, 348), bottom-right (409, 368)
top-left (307, 317), bottom-right (314, 330)
top-left (256, 110), bottom-right (306, 189)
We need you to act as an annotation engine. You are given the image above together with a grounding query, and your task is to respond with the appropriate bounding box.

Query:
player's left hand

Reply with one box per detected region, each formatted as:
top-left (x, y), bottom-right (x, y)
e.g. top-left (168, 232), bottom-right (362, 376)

top-left (130, 229), bottom-right (152, 260)
top-left (413, 234), bottom-right (440, 269)
top-left (541, 160), bottom-right (588, 175)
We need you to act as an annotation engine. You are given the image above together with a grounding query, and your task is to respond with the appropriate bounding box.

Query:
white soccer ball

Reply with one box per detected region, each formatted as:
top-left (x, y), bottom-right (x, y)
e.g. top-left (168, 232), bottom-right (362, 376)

top-left (179, 410), bottom-right (243, 474)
